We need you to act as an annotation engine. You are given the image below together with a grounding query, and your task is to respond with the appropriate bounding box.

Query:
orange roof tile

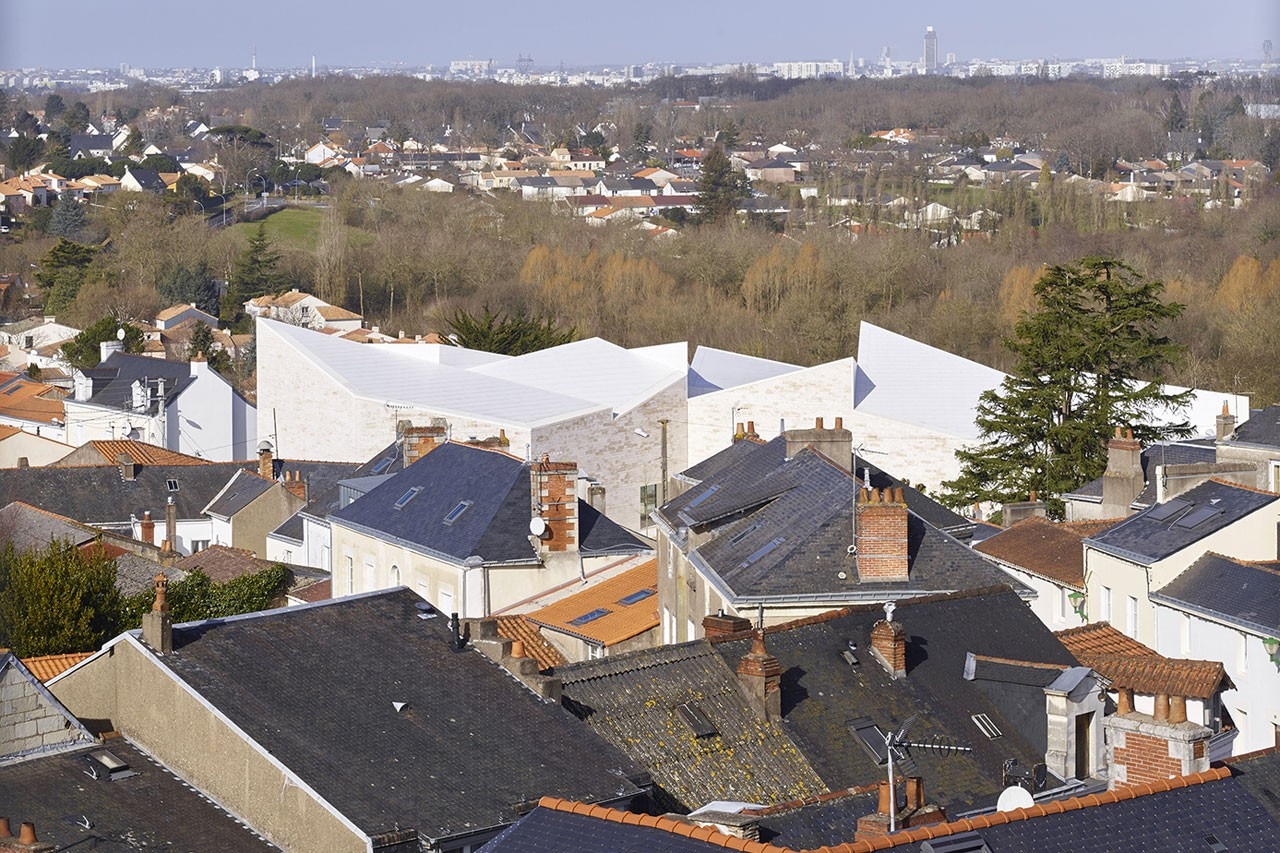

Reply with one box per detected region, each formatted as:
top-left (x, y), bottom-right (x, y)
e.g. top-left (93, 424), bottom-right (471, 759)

top-left (496, 615), bottom-right (567, 670)
top-left (975, 516), bottom-right (1123, 588)
top-left (0, 372), bottom-right (65, 424)
top-left (86, 440), bottom-right (207, 466)
top-left (316, 305), bottom-right (362, 320)
top-left (1084, 655), bottom-right (1228, 699)
top-left (1056, 621), bottom-right (1159, 663)
top-left (528, 559), bottom-right (658, 647)
top-left (21, 651), bottom-right (92, 681)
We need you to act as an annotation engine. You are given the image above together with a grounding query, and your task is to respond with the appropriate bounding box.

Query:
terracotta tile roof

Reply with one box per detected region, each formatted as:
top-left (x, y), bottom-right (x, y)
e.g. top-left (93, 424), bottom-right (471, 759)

top-left (290, 577), bottom-right (331, 603)
top-left (1084, 655), bottom-right (1228, 699)
top-left (1055, 621), bottom-right (1159, 663)
top-left (496, 614), bottom-right (567, 670)
top-left (85, 440), bottom-right (207, 466)
top-left (155, 303), bottom-right (206, 321)
top-left (20, 651), bottom-right (93, 682)
top-left (0, 372), bottom-right (65, 424)
top-left (316, 305), bottom-right (362, 320)
top-left (176, 544), bottom-right (263, 583)
top-left (534, 796), bottom-right (793, 852)
top-left (975, 515), bottom-right (1123, 588)
top-left (528, 559), bottom-right (658, 647)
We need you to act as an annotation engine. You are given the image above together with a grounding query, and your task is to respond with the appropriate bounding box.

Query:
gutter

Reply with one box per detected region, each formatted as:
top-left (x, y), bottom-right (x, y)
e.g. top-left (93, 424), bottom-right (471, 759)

top-left (1149, 591), bottom-right (1278, 638)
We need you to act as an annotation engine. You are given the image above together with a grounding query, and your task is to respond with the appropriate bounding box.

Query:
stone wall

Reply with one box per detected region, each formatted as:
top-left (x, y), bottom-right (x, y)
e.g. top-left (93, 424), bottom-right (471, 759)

top-left (0, 664), bottom-right (92, 762)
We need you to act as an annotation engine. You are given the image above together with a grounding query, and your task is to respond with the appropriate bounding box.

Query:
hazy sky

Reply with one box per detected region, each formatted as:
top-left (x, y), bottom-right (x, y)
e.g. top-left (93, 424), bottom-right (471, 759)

top-left (3, 1), bottom-right (1277, 70)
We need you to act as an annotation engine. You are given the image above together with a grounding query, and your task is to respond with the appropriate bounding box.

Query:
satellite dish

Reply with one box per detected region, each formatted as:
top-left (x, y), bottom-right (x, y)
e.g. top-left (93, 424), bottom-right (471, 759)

top-left (529, 516), bottom-right (548, 537)
top-left (996, 785), bottom-right (1035, 812)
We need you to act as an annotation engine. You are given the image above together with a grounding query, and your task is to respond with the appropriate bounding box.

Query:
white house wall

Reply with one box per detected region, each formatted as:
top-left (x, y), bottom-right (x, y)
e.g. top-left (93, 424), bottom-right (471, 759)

top-left (170, 363), bottom-right (256, 461)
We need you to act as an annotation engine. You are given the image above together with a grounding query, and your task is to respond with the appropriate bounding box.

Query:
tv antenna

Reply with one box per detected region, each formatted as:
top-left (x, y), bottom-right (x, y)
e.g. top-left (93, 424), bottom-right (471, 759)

top-left (883, 714), bottom-right (972, 832)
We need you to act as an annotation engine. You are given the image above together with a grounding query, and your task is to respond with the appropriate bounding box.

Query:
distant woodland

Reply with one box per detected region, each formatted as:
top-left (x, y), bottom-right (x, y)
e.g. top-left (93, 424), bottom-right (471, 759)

top-left (3, 73), bottom-right (1280, 403)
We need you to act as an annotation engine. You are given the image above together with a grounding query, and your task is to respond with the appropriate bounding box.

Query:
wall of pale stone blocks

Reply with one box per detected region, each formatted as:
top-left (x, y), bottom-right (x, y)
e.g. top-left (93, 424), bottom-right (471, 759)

top-left (0, 668), bottom-right (82, 758)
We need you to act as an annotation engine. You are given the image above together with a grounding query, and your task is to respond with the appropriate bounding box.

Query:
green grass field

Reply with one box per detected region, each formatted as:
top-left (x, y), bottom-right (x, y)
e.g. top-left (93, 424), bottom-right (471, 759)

top-left (229, 207), bottom-right (326, 250)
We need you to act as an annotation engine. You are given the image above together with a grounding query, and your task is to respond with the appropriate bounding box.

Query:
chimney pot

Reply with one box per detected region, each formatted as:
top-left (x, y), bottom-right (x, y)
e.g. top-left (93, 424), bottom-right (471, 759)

top-left (510, 639), bottom-right (525, 659)
top-left (1117, 687), bottom-right (1134, 715)
top-left (876, 779), bottom-right (893, 815)
top-left (815, 417), bottom-right (823, 428)
top-left (834, 416), bottom-right (843, 429)
top-left (18, 822), bottom-right (36, 844)
top-left (1153, 692), bottom-right (1170, 722)
top-left (0, 817), bottom-right (10, 838)
top-left (906, 776), bottom-right (925, 810)
top-left (1170, 694), bottom-right (1188, 724)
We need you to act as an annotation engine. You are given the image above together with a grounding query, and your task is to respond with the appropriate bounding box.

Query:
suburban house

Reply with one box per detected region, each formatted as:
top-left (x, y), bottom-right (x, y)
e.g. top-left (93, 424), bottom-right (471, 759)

top-left (1149, 552), bottom-right (1280, 755)
top-left (0, 424), bottom-right (70, 466)
top-left (256, 318), bottom-right (688, 533)
top-left (203, 455), bottom-right (307, 556)
top-left (49, 588), bottom-right (650, 853)
top-left (63, 344), bottom-right (256, 461)
top-left (153, 303), bottom-right (218, 332)
top-left (653, 419), bottom-right (1022, 641)
top-left (328, 440), bottom-right (650, 617)
top-left (118, 167), bottom-right (167, 193)
top-left (1082, 479), bottom-right (1280, 650)
top-left (555, 586), bottom-right (1107, 822)
top-left (1215, 403), bottom-right (1280, 490)
top-left (244, 288), bottom-right (364, 332)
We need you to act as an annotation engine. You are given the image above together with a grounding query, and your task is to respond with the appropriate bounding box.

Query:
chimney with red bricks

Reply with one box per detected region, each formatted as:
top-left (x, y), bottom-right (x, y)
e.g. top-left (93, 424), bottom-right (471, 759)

top-left (703, 611), bottom-right (753, 639)
top-left (1105, 683), bottom-right (1211, 791)
top-left (869, 601), bottom-right (907, 679)
top-left (530, 454), bottom-right (578, 552)
top-left (856, 487), bottom-right (909, 582)
top-left (399, 420), bottom-right (448, 467)
top-left (139, 510), bottom-right (155, 545)
top-left (854, 776), bottom-right (945, 841)
top-left (736, 630), bottom-right (782, 722)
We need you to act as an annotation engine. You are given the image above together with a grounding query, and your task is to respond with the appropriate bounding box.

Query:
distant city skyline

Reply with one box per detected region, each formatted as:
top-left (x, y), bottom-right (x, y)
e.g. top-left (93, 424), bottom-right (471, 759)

top-left (2, 1), bottom-right (1276, 72)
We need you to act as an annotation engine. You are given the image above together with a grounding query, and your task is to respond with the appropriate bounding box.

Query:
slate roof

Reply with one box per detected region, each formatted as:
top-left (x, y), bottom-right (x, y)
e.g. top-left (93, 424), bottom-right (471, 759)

top-left (1224, 746), bottom-right (1280, 824)
top-left (710, 588), bottom-right (1077, 814)
top-left (152, 589), bottom-right (646, 844)
top-left (556, 641), bottom-right (828, 812)
top-left (1063, 439), bottom-right (1215, 507)
top-left (0, 459), bottom-right (355, 527)
top-left (0, 739), bottom-right (279, 850)
top-left (1086, 479), bottom-right (1279, 564)
top-left (749, 789), bottom-right (880, 848)
top-left (74, 351), bottom-right (194, 411)
top-left (529, 559), bottom-right (659, 647)
top-left (1224, 404), bottom-right (1280, 448)
top-left (976, 516), bottom-right (1122, 588)
top-left (203, 468), bottom-right (274, 518)
top-left (1151, 551), bottom-right (1280, 635)
top-left (853, 453), bottom-right (974, 539)
top-left (332, 442), bottom-right (647, 565)
top-left (660, 439), bottom-right (1022, 603)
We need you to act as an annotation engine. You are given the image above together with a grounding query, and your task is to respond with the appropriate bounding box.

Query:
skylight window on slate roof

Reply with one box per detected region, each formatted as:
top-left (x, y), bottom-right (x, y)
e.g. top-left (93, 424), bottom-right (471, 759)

top-left (738, 537), bottom-right (784, 569)
top-left (729, 522), bottom-right (761, 545)
top-left (371, 456), bottom-right (395, 474)
top-left (394, 487), bottom-right (422, 510)
top-left (972, 713), bottom-right (1003, 739)
top-left (617, 588), bottom-right (655, 606)
top-left (166, 479), bottom-right (179, 492)
top-left (569, 608), bottom-right (610, 626)
top-left (443, 501), bottom-right (472, 525)
top-left (685, 484), bottom-right (720, 509)
top-left (1173, 506), bottom-right (1223, 530)
top-left (677, 702), bottom-right (718, 738)
top-left (848, 717), bottom-right (889, 764)
top-left (1145, 498), bottom-right (1190, 521)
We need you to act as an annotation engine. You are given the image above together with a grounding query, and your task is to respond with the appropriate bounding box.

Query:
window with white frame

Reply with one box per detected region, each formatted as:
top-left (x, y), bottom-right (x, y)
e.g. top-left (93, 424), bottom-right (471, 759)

top-left (390, 565), bottom-right (401, 587)
top-left (1125, 596), bottom-right (1138, 638)
top-left (1100, 586), bottom-right (1112, 622)
top-left (363, 560), bottom-right (375, 591)
top-left (345, 555), bottom-right (354, 595)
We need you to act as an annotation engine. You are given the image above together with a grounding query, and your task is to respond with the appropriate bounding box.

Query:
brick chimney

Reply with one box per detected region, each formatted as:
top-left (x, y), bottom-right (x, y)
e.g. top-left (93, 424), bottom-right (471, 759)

top-left (1105, 687), bottom-right (1211, 791)
top-left (117, 452), bottom-right (138, 482)
top-left (1002, 490), bottom-right (1047, 528)
top-left (736, 630), bottom-right (782, 722)
top-left (283, 469), bottom-right (307, 500)
top-left (869, 602), bottom-right (906, 679)
top-left (703, 611), bottom-right (753, 639)
top-left (399, 420), bottom-right (448, 467)
top-left (163, 496), bottom-right (177, 554)
top-left (743, 420), bottom-right (759, 441)
top-left (1215, 400), bottom-right (1237, 441)
top-left (141, 572), bottom-right (173, 655)
top-left (785, 416), bottom-right (852, 472)
top-left (0, 821), bottom-right (56, 853)
top-left (1101, 427), bottom-right (1144, 517)
top-left (854, 776), bottom-right (946, 842)
top-left (139, 510), bottom-right (155, 545)
top-left (257, 440), bottom-right (274, 480)
top-left (856, 487), bottom-right (909, 582)
top-left (530, 454), bottom-right (578, 552)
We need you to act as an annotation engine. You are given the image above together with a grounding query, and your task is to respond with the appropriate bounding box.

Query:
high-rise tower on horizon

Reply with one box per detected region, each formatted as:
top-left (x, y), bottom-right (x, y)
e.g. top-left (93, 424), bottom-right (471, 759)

top-left (924, 26), bottom-right (938, 73)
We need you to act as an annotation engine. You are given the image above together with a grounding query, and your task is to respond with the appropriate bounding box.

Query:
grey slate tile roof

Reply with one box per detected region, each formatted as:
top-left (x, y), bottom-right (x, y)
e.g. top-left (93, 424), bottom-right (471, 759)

top-left (155, 589), bottom-right (646, 844)
top-left (0, 739), bottom-right (278, 850)
top-left (331, 442), bottom-right (647, 564)
top-left (751, 790), bottom-right (879, 848)
top-left (77, 351), bottom-right (195, 411)
top-left (661, 439), bottom-right (1019, 602)
top-left (1151, 552), bottom-right (1280, 635)
top-left (1226, 747), bottom-right (1280, 824)
top-left (1225, 404), bottom-right (1280, 449)
top-left (556, 641), bottom-right (828, 812)
top-left (1086, 479), bottom-right (1279, 564)
top-left (710, 588), bottom-right (1077, 814)
top-left (478, 807), bottom-right (738, 852)
top-left (1064, 440), bottom-right (1215, 507)
top-left (203, 468), bottom-right (273, 518)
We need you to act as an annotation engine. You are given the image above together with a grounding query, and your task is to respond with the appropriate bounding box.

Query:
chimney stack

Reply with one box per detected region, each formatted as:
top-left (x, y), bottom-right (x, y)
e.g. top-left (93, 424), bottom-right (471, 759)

top-left (163, 496), bottom-right (176, 553)
top-left (140, 510), bottom-right (155, 545)
top-left (99, 337), bottom-right (123, 365)
top-left (856, 488), bottom-right (909, 581)
top-left (1215, 400), bottom-right (1237, 442)
top-left (531, 454), bottom-right (578, 552)
top-left (869, 602), bottom-right (907, 678)
top-left (784, 416), bottom-right (853, 471)
top-left (1002, 490), bottom-right (1047, 528)
top-left (399, 420), bottom-right (448, 467)
top-left (703, 611), bottom-right (753, 639)
top-left (1105, 685), bottom-right (1211, 791)
top-left (855, 776), bottom-right (944, 841)
top-left (587, 481), bottom-right (606, 515)
top-left (141, 572), bottom-right (173, 654)
top-left (117, 452), bottom-right (138, 482)
top-left (736, 630), bottom-right (782, 722)
top-left (1101, 427), bottom-right (1144, 517)
top-left (257, 440), bottom-right (274, 480)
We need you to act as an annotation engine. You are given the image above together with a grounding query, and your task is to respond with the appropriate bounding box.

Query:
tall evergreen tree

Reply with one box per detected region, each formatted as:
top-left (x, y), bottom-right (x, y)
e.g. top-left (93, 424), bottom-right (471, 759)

top-left (38, 237), bottom-right (96, 314)
top-left (942, 257), bottom-right (1192, 514)
top-left (226, 223), bottom-right (283, 318)
top-left (696, 144), bottom-right (750, 223)
top-left (0, 541), bottom-right (124, 656)
top-left (444, 304), bottom-right (576, 356)
top-left (158, 263), bottom-right (219, 315)
top-left (47, 196), bottom-right (88, 241)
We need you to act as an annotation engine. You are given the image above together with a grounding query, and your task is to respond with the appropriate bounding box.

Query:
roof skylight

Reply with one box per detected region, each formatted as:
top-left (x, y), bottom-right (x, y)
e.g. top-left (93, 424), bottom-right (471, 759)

top-left (972, 713), bottom-right (1003, 739)
top-left (442, 500), bottom-right (472, 525)
top-left (393, 487), bottom-right (422, 510)
top-left (617, 588), bottom-right (656, 606)
top-left (1145, 498), bottom-right (1191, 521)
top-left (677, 702), bottom-right (718, 738)
top-left (569, 608), bottom-right (610, 626)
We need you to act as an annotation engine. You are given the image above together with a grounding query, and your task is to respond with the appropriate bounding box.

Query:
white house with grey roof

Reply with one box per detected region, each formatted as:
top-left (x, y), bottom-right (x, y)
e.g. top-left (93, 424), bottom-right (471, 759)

top-left (256, 318), bottom-right (687, 533)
